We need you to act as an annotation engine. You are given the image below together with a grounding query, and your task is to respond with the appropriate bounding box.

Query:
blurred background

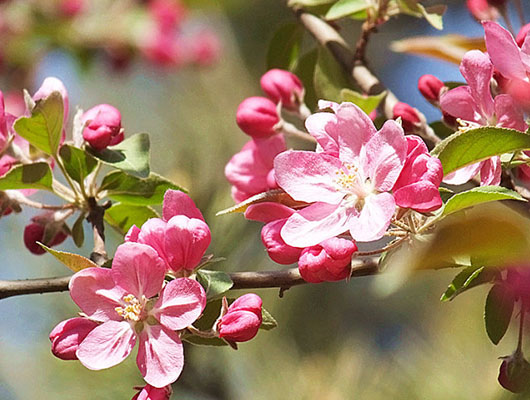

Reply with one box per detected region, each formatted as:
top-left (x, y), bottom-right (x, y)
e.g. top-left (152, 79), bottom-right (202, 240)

top-left (1, 0), bottom-right (530, 398)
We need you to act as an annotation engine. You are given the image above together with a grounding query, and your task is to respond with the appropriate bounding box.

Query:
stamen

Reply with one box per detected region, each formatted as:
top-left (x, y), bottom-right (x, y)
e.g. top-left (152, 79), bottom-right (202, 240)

top-left (115, 294), bottom-right (143, 322)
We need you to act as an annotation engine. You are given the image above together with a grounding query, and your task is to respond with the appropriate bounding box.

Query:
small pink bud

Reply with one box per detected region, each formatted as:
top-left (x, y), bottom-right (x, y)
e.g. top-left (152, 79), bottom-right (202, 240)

top-left (498, 353), bottom-right (530, 393)
top-left (236, 97), bottom-right (280, 139)
top-left (23, 222), bottom-right (67, 255)
top-left (59, 0), bottom-right (84, 17)
top-left (260, 69), bottom-right (304, 111)
top-left (218, 294), bottom-right (262, 343)
top-left (298, 237), bottom-right (357, 283)
top-left (418, 74), bottom-right (445, 103)
top-left (516, 23), bottom-right (530, 48)
top-left (261, 219), bottom-right (302, 265)
top-left (132, 384), bottom-right (172, 400)
top-left (466, 0), bottom-right (499, 21)
top-left (189, 30), bottom-right (221, 66)
top-left (49, 317), bottom-right (98, 360)
top-left (33, 77), bottom-right (69, 124)
top-left (82, 104), bottom-right (122, 150)
top-left (393, 102), bottom-right (421, 133)
top-left (149, 0), bottom-right (187, 32)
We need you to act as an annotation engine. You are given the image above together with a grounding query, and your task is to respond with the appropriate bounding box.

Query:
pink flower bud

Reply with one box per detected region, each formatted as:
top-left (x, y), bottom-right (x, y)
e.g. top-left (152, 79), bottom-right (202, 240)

top-left (466, 0), bottom-right (499, 21)
top-left (236, 97), bottom-right (280, 139)
top-left (218, 294), bottom-right (262, 342)
top-left (23, 222), bottom-right (67, 255)
top-left (298, 237), bottom-right (357, 283)
top-left (33, 77), bottom-right (69, 124)
top-left (142, 29), bottom-right (182, 67)
top-left (393, 102), bottom-right (421, 133)
top-left (516, 23), bottom-right (530, 48)
top-left (189, 30), bottom-right (221, 66)
top-left (498, 353), bottom-right (530, 393)
top-left (261, 219), bottom-right (302, 265)
top-left (132, 384), bottom-right (172, 400)
top-left (82, 104), bottom-right (122, 150)
top-left (149, 0), bottom-right (187, 32)
top-left (49, 317), bottom-right (98, 360)
top-left (260, 69), bottom-right (304, 111)
top-left (59, 0), bottom-right (84, 17)
top-left (418, 74), bottom-right (445, 103)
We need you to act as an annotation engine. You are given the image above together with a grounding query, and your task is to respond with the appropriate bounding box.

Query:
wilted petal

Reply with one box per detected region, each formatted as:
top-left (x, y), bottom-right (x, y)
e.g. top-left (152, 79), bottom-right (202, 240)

top-left (348, 192), bottom-right (395, 242)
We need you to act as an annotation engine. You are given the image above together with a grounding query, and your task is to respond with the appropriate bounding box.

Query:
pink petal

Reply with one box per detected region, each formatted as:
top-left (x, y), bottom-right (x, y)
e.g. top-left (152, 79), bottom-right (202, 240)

top-left (152, 278), bottom-right (206, 330)
top-left (440, 86), bottom-right (480, 123)
top-left (305, 112), bottom-right (339, 156)
top-left (393, 181), bottom-right (442, 212)
top-left (112, 242), bottom-right (166, 299)
top-left (76, 320), bottom-right (136, 370)
top-left (274, 150), bottom-right (344, 204)
top-left (318, 100), bottom-right (340, 112)
top-left (69, 268), bottom-right (126, 322)
top-left (442, 162), bottom-right (482, 185)
top-left (244, 202), bottom-right (295, 223)
top-left (459, 50), bottom-right (494, 118)
top-left (261, 219), bottom-right (302, 264)
top-left (483, 21), bottom-right (528, 81)
top-left (480, 156), bottom-right (502, 186)
top-left (125, 225), bottom-right (140, 242)
top-left (137, 324), bottom-right (184, 388)
top-left (162, 190), bottom-right (205, 221)
top-left (362, 120), bottom-right (407, 191)
top-left (137, 218), bottom-right (169, 265)
top-left (494, 94), bottom-right (528, 131)
top-left (348, 192), bottom-right (395, 242)
top-left (281, 202), bottom-right (351, 248)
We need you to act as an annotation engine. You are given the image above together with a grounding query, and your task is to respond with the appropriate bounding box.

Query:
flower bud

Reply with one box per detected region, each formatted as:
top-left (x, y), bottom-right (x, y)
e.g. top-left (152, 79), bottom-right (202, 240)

top-left (498, 353), bottom-right (530, 393)
top-left (418, 74), bottom-right (445, 103)
top-left (393, 102), bottom-right (421, 133)
top-left (49, 317), bottom-right (98, 360)
top-left (59, 0), bottom-right (84, 17)
top-left (516, 23), bottom-right (530, 48)
top-left (298, 237), bottom-right (357, 283)
top-left (236, 97), bottom-right (280, 139)
top-left (466, 0), bottom-right (499, 21)
top-left (218, 294), bottom-right (262, 342)
top-left (149, 0), bottom-right (187, 32)
top-left (23, 221), bottom-right (67, 255)
top-left (260, 69), bottom-right (304, 111)
top-left (82, 104), bottom-right (123, 150)
top-left (189, 30), bottom-right (221, 66)
top-left (33, 77), bottom-right (69, 124)
top-left (132, 384), bottom-right (172, 400)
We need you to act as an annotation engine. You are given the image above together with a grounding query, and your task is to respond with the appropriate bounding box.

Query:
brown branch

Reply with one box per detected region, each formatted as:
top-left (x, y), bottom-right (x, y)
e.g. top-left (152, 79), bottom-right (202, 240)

top-left (294, 9), bottom-right (441, 147)
top-left (0, 258), bottom-right (379, 300)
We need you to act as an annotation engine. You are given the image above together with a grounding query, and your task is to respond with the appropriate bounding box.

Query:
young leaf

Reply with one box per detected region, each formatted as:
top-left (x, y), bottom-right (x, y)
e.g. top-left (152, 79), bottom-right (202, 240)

top-left (104, 203), bottom-right (159, 235)
top-left (314, 46), bottom-right (352, 103)
top-left (72, 212), bottom-right (86, 248)
top-left (396, 1), bottom-right (446, 30)
top-left (0, 162), bottom-right (53, 191)
top-left (38, 243), bottom-right (97, 272)
top-left (485, 284), bottom-right (515, 345)
top-left (340, 89), bottom-right (386, 114)
top-left (13, 92), bottom-right (63, 156)
top-left (59, 144), bottom-right (97, 184)
top-left (196, 270), bottom-right (234, 299)
top-left (266, 23), bottom-right (304, 71)
top-left (431, 127), bottom-right (530, 176)
top-left (99, 170), bottom-right (184, 206)
top-left (442, 186), bottom-right (526, 217)
top-left (260, 308), bottom-right (278, 331)
top-left (325, 0), bottom-right (370, 20)
top-left (440, 265), bottom-right (497, 302)
top-left (88, 133), bottom-right (150, 178)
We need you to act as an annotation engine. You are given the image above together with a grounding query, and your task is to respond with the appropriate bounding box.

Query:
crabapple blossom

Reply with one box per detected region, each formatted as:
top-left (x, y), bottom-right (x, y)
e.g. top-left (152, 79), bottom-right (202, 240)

top-left (49, 317), bottom-right (98, 360)
top-left (132, 384), bottom-right (172, 400)
top-left (418, 74), bottom-right (445, 104)
top-left (69, 242), bottom-right (206, 388)
top-left (82, 104), bottom-right (123, 150)
top-left (217, 294), bottom-right (262, 343)
top-left (393, 102), bottom-right (420, 133)
top-left (260, 69), bottom-right (304, 111)
top-left (274, 101), bottom-right (407, 247)
top-left (298, 237), bottom-right (357, 283)
top-left (225, 134), bottom-right (286, 203)
top-left (236, 97), bottom-right (280, 139)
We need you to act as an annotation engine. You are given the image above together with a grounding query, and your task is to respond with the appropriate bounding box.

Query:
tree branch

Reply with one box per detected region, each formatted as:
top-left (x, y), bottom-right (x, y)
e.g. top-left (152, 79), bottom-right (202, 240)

top-left (0, 258), bottom-right (378, 300)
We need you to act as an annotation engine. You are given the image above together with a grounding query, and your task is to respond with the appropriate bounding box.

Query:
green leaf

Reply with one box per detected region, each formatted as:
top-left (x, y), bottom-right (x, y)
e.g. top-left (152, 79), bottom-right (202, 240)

top-left (431, 126), bottom-right (530, 176)
top-left (260, 308), bottom-right (278, 331)
top-left (196, 270), bottom-right (234, 299)
top-left (104, 203), bottom-right (159, 235)
top-left (266, 23), bottom-right (304, 71)
top-left (182, 335), bottom-right (227, 347)
top-left (0, 162), bottom-right (53, 191)
top-left (71, 212), bottom-right (85, 248)
top-left (396, 1), bottom-right (445, 30)
top-left (429, 121), bottom-right (454, 140)
top-left (325, 0), bottom-right (369, 20)
top-left (38, 243), bottom-right (98, 272)
top-left (13, 92), bottom-right (64, 156)
top-left (314, 46), bottom-right (352, 103)
top-left (99, 170), bottom-right (184, 206)
top-left (485, 284), bottom-right (515, 345)
top-left (440, 265), bottom-right (497, 301)
top-left (88, 133), bottom-right (150, 178)
top-left (294, 49), bottom-right (318, 110)
top-left (340, 88), bottom-right (386, 114)
top-left (59, 144), bottom-right (97, 184)
top-left (442, 186), bottom-right (526, 216)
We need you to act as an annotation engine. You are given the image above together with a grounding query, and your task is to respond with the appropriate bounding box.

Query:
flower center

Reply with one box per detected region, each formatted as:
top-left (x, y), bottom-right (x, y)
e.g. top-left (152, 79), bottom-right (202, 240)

top-left (334, 163), bottom-right (372, 209)
top-left (115, 294), bottom-right (145, 322)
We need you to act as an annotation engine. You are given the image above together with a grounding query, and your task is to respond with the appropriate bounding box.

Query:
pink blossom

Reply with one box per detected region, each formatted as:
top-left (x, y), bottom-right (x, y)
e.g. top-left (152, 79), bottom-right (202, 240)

top-left (148, 0), bottom-right (187, 32)
top-left (225, 134), bottom-right (286, 203)
top-left (59, 0), bottom-right (85, 17)
top-left (260, 69), bottom-right (304, 111)
top-left (440, 49), bottom-right (527, 186)
top-left (274, 101), bottom-right (407, 247)
top-left (142, 28), bottom-right (182, 67)
top-left (132, 384), bottom-right (172, 400)
top-left (392, 102), bottom-right (420, 133)
top-left (392, 135), bottom-right (443, 212)
top-left (70, 242), bottom-right (206, 388)
top-left (418, 74), bottom-right (445, 103)
top-left (125, 190), bottom-right (211, 273)
top-left (298, 237), bottom-right (357, 283)
top-left (217, 294), bottom-right (262, 343)
top-left (82, 104), bottom-right (123, 150)
top-left (49, 317), bottom-right (98, 360)
top-left (236, 97), bottom-right (280, 139)
top-left (516, 23), bottom-right (530, 48)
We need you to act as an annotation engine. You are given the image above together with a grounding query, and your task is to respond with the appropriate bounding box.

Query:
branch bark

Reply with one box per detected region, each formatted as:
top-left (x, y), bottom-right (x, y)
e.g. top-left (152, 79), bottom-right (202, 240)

top-left (0, 258), bottom-right (378, 300)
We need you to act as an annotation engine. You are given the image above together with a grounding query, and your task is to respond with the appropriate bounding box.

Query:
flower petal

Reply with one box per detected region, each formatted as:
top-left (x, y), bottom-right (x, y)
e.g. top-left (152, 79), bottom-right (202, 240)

top-left (244, 202), bottom-right (295, 223)
top-left (112, 242), bottom-right (166, 299)
top-left (152, 278), bottom-right (206, 331)
top-left (305, 112), bottom-right (339, 156)
top-left (440, 86), bottom-right (479, 123)
top-left (76, 320), bottom-right (136, 370)
top-left (459, 50), bottom-right (495, 119)
top-left (442, 162), bottom-right (482, 185)
top-left (163, 190), bottom-right (205, 221)
top-left (348, 192), bottom-right (395, 242)
top-left (393, 181), bottom-right (442, 212)
top-left (480, 156), bottom-right (502, 186)
top-left (137, 218), bottom-right (169, 265)
top-left (137, 324), bottom-right (184, 388)
top-left (494, 94), bottom-right (528, 132)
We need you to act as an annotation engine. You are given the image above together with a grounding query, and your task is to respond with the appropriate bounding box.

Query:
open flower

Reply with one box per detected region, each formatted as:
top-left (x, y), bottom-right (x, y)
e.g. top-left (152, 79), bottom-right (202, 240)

top-left (274, 101), bottom-right (407, 247)
top-left (69, 242), bottom-right (206, 388)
